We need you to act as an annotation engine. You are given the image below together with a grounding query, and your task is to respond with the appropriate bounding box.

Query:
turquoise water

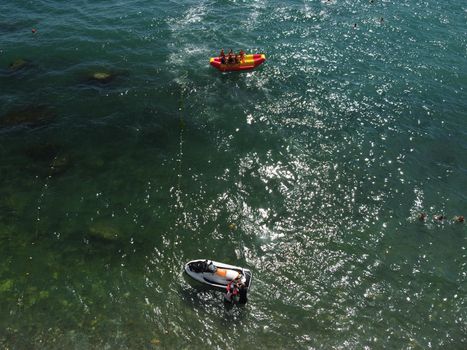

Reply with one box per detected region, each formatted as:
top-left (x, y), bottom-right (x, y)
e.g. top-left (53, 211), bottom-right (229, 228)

top-left (1, 0), bottom-right (466, 348)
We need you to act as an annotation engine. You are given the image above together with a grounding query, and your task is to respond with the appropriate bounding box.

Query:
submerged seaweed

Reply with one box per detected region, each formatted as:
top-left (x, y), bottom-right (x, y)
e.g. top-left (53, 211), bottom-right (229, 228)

top-left (24, 143), bottom-right (61, 162)
top-left (8, 58), bottom-right (29, 71)
top-left (0, 106), bottom-right (56, 129)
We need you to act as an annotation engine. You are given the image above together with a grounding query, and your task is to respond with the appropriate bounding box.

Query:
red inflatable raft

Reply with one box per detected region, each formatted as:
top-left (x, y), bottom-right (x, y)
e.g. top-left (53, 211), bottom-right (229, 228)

top-left (210, 53), bottom-right (266, 72)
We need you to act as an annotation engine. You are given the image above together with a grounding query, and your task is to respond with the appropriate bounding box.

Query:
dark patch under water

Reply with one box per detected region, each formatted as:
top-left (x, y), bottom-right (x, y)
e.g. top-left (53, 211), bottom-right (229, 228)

top-left (0, 105), bottom-right (56, 129)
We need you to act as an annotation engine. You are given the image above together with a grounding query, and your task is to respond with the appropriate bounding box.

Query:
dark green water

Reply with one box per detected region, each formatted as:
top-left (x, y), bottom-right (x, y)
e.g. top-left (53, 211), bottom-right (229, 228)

top-left (0, 0), bottom-right (466, 348)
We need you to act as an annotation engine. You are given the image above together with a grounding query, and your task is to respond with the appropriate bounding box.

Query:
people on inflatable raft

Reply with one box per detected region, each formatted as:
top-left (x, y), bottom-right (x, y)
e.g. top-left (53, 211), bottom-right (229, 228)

top-left (219, 48), bottom-right (245, 65)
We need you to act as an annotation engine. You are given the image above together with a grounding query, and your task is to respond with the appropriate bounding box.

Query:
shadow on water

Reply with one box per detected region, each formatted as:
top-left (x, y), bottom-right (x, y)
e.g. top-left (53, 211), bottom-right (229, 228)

top-left (179, 282), bottom-right (223, 306)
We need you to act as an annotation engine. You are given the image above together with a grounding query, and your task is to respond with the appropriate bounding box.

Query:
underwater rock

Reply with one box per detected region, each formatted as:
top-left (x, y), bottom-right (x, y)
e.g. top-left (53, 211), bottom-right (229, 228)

top-left (19, 144), bottom-right (72, 179)
top-left (88, 71), bottom-right (115, 84)
top-left (23, 143), bottom-right (72, 176)
top-left (93, 72), bottom-right (110, 80)
top-left (2, 192), bottom-right (28, 216)
top-left (0, 105), bottom-right (56, 129)
top-left (0, 208), bottom-right (16, 225)
top-left (25, 286), bottom-right (50, 306)
top-left (88, 221), bottom-right (120, 242)
top-left (150, 338), bottom-right (160, 345)
top-left (24, 143), bottom-right (60, 162)
top-left (8, 58), bottom-right (28, 71)
top-left (0, 279), bottom-right (14, 292)
top-left (0, 223), bottom-right (15, 240)
top-left (50, 155), bottom-right (71, 175)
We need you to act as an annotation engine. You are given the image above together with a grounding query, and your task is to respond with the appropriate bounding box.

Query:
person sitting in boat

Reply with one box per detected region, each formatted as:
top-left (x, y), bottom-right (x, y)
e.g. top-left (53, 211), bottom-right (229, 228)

top-left (219, 49), bottom-right (226, 64)
top-left (227, 49), bottom-right (235, 64)
top-left (238, 49), bottom-right (245, 63)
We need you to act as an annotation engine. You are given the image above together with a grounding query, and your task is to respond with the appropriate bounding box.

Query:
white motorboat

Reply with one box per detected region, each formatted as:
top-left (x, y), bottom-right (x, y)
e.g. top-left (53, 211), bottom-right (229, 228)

top-left (184, 259), bottom-right (253, 290)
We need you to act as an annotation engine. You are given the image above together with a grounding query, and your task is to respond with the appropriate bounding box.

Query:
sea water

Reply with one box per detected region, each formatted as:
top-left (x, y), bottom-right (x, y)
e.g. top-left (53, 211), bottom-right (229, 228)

top-left (0, 0), bottom-right (466, 348)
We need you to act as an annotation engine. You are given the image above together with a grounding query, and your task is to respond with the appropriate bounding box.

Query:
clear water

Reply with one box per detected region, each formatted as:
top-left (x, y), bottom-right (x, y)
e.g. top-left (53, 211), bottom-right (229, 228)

top-left (0, 0), bottom-right (466, 348)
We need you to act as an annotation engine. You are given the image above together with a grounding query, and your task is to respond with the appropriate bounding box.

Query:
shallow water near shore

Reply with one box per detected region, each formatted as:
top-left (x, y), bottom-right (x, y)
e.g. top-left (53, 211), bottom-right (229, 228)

top-left (0, 0), bottom-right (466, 348)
